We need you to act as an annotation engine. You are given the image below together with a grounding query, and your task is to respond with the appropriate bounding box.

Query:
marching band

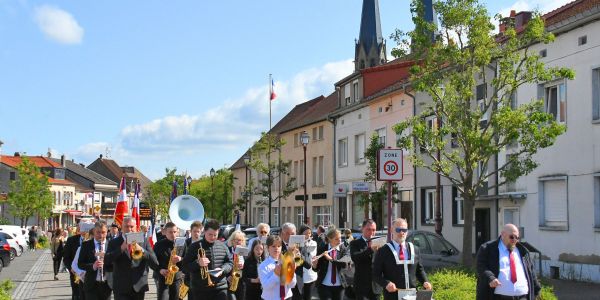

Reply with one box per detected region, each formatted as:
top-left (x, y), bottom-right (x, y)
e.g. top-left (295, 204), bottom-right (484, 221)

top-left (60, 195), bottom-right (433, 300)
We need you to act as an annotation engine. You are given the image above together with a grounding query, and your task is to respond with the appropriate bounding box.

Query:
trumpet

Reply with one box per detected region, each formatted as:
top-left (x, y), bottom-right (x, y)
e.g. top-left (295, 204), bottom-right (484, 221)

top-left (165, 247), bottom-right (179, 285)
top-left (131, 241), bottom-right (143, 261)
top-left (198, 248), bottom-right (214, 287)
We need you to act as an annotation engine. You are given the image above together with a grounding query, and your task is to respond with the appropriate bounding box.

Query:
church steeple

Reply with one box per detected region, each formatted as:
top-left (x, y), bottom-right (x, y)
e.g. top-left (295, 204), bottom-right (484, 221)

top-left (355, 0), bottom-right (387, 71)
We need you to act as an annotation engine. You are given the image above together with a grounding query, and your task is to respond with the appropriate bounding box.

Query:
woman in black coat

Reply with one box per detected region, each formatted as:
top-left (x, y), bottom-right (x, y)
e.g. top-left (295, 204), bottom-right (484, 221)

top-left (50, 228), bottom-right (65, 280)
top-left (242, 239), bottom-right (266, 300)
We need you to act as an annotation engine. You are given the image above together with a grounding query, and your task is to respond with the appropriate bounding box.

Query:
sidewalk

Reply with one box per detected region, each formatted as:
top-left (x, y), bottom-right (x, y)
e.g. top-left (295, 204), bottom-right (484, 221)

top-left (549, 278), bottom-right (600, 300)
top-left (14, 250), bottom-right (158, 300)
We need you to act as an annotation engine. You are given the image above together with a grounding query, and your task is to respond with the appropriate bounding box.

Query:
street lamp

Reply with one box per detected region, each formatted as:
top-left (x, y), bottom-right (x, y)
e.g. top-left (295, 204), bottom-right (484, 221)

top-left (300, 131), bottom-right (310, 225)
top-left (243, 153), bottom-right (251, 224)
top-left (210, 168), bottom-right (215, 218)
top-left (435, 85), bottom-right (445, 236)
top-left (186, 175), bottom-right (192, 194)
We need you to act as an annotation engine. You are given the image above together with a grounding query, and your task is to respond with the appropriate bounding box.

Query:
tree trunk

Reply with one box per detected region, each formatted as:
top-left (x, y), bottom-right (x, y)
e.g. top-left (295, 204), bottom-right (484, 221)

top-left (462, 194), bottom-right (475, 268)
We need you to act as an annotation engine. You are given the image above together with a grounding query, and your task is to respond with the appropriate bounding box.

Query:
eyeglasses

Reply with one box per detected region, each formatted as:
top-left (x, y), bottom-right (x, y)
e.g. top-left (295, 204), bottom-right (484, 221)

top-left (260, 231), bottom-right (268, 235)
top-left (395, 228), bottom-right (408, 233)
top-left (509, 234), bottom-right (520, 240)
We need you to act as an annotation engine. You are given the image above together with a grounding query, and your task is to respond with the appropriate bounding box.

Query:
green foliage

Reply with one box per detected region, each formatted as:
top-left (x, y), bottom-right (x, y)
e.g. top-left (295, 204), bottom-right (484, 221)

top-left (7, 157), bottom-right (54, 227)
top-left (391, 0), bottom-right (572, 266)
top-left (428, 268), bottom-right (477, 300)
top-left (144, 168), bottom-right (179, 221)
top-left (0, 279), bottom-right (14, 300)
top-left (0, 218), bottom-right (10, 225)
top-left (539, 285), bottom-right (558, 300)
top-left (37, 235), bottom-right (49, 249)
top-left (248, 132), bottom-right (297, 225)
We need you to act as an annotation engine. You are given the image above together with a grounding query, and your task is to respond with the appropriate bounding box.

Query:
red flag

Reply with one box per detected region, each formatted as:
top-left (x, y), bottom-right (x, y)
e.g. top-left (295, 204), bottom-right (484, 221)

top-left (131, 181), bottom-right (140, 231)
top-left (114, 177), bottom-right (128, 227)
top-left (270, 79), bottom-right (277, 100)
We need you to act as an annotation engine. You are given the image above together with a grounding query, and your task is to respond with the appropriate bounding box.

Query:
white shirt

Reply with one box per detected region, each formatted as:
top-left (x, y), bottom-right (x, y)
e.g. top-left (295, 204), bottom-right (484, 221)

top-left (321, 244), bottom-right (342, 287)
top-left (71, 246), bottom-right (85, 282)
top-left (302, 239), bottom-right (318, 283)
top-left (391, 240), bottom-right (408, 260)
top-left (494, 242), bottom-right (529, 296)
top-left (94, 239), bottom-right (107, 254)
top-left (259, 256), bottom-right (296, 300)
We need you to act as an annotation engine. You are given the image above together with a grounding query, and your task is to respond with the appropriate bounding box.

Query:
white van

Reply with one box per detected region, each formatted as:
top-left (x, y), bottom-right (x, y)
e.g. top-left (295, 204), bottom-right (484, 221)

top-left (0, 226), bottom-right (28, 250)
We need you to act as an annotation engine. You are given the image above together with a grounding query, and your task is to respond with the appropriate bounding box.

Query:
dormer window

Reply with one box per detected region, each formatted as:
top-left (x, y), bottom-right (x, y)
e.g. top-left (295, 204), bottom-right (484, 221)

top-left (344, 84), bottom-right (351, 105)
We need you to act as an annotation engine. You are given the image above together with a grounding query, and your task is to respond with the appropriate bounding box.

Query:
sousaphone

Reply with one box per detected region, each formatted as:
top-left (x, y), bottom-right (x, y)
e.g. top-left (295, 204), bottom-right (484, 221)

top-left (169, 195), bottom-right (205, 230)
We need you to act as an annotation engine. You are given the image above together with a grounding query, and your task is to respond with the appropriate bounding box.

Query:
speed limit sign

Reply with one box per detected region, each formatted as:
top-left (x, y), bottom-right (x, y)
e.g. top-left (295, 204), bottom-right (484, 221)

top-left (377, 148), bottom-right (403, 181)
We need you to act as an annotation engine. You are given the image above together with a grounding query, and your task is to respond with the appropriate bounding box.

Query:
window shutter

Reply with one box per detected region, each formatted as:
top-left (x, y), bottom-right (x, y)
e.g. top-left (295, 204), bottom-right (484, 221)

top-left (452, 186), bottom-right (458, 225)
top-left (421, 189), bottom-right (426, 225)
top-left (544, 180), bottom-right (568, 227)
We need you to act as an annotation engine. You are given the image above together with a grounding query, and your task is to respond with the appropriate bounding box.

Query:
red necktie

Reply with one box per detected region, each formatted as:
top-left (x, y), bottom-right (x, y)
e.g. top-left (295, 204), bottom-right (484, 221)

top-left (331, 249), bottom-right (337, 284)
top-left (280, 285), bottom-right (285, 300)
top-left (367, 240), bottom-right (372, 248)
top-left (399, 244), bottom-right (405, 260)
top-left (509, 248), bottom-right (517, 284)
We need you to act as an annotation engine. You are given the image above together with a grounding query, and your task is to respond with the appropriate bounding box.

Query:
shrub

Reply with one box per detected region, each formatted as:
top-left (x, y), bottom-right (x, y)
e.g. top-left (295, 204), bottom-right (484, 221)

top-left (37, 235), bottom-right (48, 249)
top-left (428, 268), bottom-right (477, 300)
top-left (0, 279), bottom-right (14, 300)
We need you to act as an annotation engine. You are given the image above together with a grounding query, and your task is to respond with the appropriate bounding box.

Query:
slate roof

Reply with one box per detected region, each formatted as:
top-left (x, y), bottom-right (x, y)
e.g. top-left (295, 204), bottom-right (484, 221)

top-left (50, 158), bottom-right (117, 186)
top-left (544, 0), bottom-right (600, 26)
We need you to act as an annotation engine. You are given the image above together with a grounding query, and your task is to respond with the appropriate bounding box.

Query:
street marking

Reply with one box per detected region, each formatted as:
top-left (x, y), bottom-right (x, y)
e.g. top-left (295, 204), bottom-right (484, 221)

top-left (12, 250), bottom-right (50, 300)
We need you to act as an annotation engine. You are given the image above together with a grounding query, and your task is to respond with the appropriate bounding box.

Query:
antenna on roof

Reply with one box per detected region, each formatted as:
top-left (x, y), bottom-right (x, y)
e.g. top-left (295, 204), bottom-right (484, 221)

top-left (105, 146), bottom-right (111, 159)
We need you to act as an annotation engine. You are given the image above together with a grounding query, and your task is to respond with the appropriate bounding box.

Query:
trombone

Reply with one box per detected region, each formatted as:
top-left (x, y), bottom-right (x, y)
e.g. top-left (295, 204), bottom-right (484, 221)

top-left (198, 248), bottom-right (214, 287)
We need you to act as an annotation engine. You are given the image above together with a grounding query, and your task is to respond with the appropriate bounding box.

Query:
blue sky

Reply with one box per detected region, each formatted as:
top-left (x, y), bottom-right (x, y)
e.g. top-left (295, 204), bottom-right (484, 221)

top-left (0, 0), bottom-right (572, 180)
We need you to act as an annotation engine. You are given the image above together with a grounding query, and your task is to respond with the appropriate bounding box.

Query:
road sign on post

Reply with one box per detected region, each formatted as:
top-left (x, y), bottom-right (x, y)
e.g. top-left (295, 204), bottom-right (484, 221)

top-left (377, 148), bottom-right (403, 241)
top-left (377, 149), bottom-right (403, 181)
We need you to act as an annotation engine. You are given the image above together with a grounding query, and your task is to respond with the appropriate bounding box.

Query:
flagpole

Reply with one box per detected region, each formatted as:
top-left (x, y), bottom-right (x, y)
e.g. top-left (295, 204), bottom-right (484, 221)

top-left (269, 73), bottom-right (272, 131)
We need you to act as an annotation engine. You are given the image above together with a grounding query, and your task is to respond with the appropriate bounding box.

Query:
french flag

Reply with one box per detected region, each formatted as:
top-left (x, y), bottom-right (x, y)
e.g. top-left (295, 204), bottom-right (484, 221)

top-left (148, 208), bottom-right (157, 249)
top-left (114, 177), bottom-right (128, 227)
top-left (270, 79), bottom-right (277, 101)
top-left (131, 181), bottom-right (140, 231)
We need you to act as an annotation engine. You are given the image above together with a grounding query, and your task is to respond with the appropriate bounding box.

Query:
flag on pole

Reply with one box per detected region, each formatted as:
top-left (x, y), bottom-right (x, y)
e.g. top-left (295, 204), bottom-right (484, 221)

top-left (131, 181), bottom-right (140, 231)
top-left (170, 180), bottom-right (178, 203)
top-left (148, 211), bottom-right (157, 249)
top-left (114, 177), bottom-right (128, 227)
top-left (235, 211), bottom-right (241, 232)
top-left (183, 177), bottom-right (189, 195)
top-left (270, 79), bottom-right (277, 100)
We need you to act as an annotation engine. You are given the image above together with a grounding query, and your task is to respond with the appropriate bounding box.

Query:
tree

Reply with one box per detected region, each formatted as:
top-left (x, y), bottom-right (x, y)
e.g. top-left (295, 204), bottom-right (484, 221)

top-left (144, 168), bottom-right (186, 222)
top-left (7, 157), bottom-right (54, 227)
top-left (248, 132), bottom-right (296, 226)
top-left (392, 0), bottom-right (573, 266)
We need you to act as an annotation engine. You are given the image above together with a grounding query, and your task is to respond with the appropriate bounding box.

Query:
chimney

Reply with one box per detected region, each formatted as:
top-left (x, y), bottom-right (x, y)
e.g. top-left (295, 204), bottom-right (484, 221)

top-left (47, 148), bottom-right (52, 158)
top-left (14, 152), bottom-right (20, 157)
top-left (100, 154), bottom-right (103, 159)
top-left (499, 10), bottom-right (517, 34)
top-left (61, 154), bottom-right (66, 167)
top-left (515, 11), bottom-right (532, 31)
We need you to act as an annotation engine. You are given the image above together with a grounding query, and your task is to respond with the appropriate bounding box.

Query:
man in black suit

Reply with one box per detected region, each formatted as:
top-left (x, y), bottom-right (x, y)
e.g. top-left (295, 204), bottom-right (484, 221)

top-left (63, 223), bottom-right (87, 300)
top-left (153, 222), bottom-right (185, 300)
top-left (105, 217), bottom-right (158, 300)
top-left (350, 219), bottom-right (382, 300)
top-left (77, 221), bottom-right (112, 300)
top-left (476, 224), bottom-right (540, 300)
top-left (181, 220), bottom-right (203, 300)
top-left (182, 219), bottom-right (232, 300)
top-left (372, 218), bottom-right (432, 300)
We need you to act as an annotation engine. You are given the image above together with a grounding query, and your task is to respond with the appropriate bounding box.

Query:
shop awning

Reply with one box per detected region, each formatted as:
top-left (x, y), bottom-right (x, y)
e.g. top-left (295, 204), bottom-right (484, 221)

top-left (63, 209), bottom-right (83, 216)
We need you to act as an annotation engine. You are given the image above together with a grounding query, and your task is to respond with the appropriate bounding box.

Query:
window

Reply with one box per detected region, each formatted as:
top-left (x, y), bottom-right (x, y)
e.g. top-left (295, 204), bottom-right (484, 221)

top-left (426, 233), bottom-right (451, 255)
top-left (318, 156), bottom-right (324, 186)
top-left (539, 49), bottom-right (547, 57)
top-left (313, 206), bottom-right (332, 226)
top-left (503, 207), bottom-right (520, 227)
top-left (545, 82), bottom-right (567, 123)
top-left (539, 177), bottom-right (568, 229)
top-left (312, 157), bottom-right (317, 187)
top-left (399, 190), bottom-right (413, 202)
top-left (509, 91), bottom-right (517, 110)
top-left (299, 160), bottom-right (304, 187)
top-left (477, 84), bottom-right (488, 121)
top-left (355, 134), bottom-right (366, 164)
top-left (344, 84), bottom-right (351, 104)
top-left (478, 161), bottom-right (489, 183)
top-left (353, 81), bottom-right (359, 102)
top-left (410, 233), bottom-right (432, 254)
top-left (396, 127), bottom-right (412, 154)
top-left (257, 207), bottom-right (266, 224)
top-left (375, 128), bottom-right (386, 146)
top-left (312, 128), bottom-right (317, 141)
top-left (592, 69), bottom-right (600, 121)
top-left (293, 161), bottom-right (299, 188)
top-left (505, 154), bottom-right (517, 192)
top-left (272, 207), bottom-right (279, 225)
top-left (594, 175), bottom-right (600, 228)
top-left (9, 172), bottom-right (15, 181)
top-left (295, 207), bottom-right (304, 227)
top-left (450, 133), bottom-right (459, 148)
top-left (318, 126), bottom-right (324, 140)
top-left (578, 35), bottom-right (587, 46)
top-left (338, 138), bottom-right (348, 167)
top-left (294, 133), bottom-right (299, 147)
top-left (452, 186), bottom-right (464, 225)
top-left (422, 188), bottom-right (437, 225)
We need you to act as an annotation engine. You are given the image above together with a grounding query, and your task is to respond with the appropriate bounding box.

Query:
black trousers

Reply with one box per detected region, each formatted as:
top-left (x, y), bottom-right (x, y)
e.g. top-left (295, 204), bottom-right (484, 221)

top-left (244, 282), bottom-right (261, 300)
top-left (83, 282), bottom-right (112, 300)
top-left (302, 281), bottom-right (315, 300)
top-left (192, 288), bottom-right (228, 300)
top-left (69, 272), bottom-right (82, 300)
top-left (494, 295), bottom-right (528, 300)
top-left (53, 257), bottom-right (62, 276)
top-left (157, 277), bottom-right (182, 300)
top-left (114, 288), bottom-right (145, 300)
top-left (317, 285), bottom-right (344, 300)
top-left (354, 289), bottom-right (379, 300)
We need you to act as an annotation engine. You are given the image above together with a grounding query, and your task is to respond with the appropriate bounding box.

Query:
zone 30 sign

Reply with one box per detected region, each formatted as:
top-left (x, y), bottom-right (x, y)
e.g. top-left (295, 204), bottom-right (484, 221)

top-left (377, 148), bottom-right (404, 181)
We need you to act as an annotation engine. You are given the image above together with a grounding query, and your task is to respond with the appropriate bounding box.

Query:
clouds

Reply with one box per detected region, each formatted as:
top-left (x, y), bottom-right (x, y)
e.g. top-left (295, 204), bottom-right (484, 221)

top-left (118, 59), bottom-right (353, 155)
top-left (33, 5), bottom-right (83, 45)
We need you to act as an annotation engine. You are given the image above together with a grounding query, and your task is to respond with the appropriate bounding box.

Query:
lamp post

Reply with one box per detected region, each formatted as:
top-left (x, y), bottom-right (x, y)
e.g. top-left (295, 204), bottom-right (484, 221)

top-left (210, 168), bottom-right (215, 218)
top-left (243, 153), bottom-right (250, 224)
top-left (300, 131), bottom-right (310, 225)
top-left (435, 85), bottom-right (445, 236)
top-left (187, 175), bottom-right (192, 194)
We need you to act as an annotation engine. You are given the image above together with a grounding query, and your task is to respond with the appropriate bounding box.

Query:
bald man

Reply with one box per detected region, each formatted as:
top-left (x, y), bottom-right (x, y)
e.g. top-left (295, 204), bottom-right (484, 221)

top-left (476, 224), bottom-right (540, 300)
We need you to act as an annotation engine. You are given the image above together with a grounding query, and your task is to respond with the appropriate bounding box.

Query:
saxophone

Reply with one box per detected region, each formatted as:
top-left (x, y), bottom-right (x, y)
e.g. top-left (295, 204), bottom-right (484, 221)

top-left (178, 282), bottom-right (189, 299)
top-left (229, 252), bottom-right (242, 292)
top-left (165, 247), bottom-right (179, 285)
top-left (198, 248), bottom-right (214, 287)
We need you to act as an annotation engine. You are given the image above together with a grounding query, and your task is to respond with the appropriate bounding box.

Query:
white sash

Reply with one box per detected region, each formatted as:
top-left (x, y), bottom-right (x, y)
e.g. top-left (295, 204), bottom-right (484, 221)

top-left (386, 242), bottom-right (417, 300)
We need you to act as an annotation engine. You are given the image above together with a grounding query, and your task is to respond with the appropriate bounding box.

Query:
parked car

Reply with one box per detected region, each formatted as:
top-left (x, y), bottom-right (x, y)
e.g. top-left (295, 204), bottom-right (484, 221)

top-left (0, 225), bottom-right (28, 251)
top-left (218, 224), bottom-right (253, 242)
top-left (0, 235), bottom-right (12, 271)
top-left (0, 232), bottom-right (22, 260)
top-left (342, 229), bottom-right (460, 298)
